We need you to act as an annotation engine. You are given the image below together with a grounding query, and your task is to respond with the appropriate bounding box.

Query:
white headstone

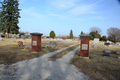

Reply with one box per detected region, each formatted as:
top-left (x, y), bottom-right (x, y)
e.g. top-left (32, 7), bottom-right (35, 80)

top-left (0, 37), bottom-right (3, 41)
top-left (93, 38), bottom-right (99, 45)
top-left (10, 38), bottom-right (15, 42)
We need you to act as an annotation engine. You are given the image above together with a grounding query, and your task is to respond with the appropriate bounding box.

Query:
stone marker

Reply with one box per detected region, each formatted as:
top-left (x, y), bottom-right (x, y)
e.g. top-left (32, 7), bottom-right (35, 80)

top-left (0, 37), bottom-right (3, 41)
top-left (18, 41), bottom-right (23, 47)
top-left (93, 38), bottom-right (99, 47)
top-left (94, 43), bottom-right (99, 47)
top-left (10, 38), bottom-right (15, 42)
top-left (30, 33), bottom-right (43, 52)
top-left (80, 34), bottom-right (91, 59)
top-left (116, 42), bottom-right (120, 45)
top-left (103, 49), bottom-right (111, 56)
top-left (104, 43), bottom-right (110, 46)
top-left (26, 44), bottom-right (31, 49)
top-left (118, 57), bottom-right (120, 59)
top-left (21, 35), bottom-right (25, 39)
top-left (49, 41), bottom-right (57, 46)
top-left (110, 42), bottom-right (116, 45)
top-left (20, 39), bottom-right (24, 43)
top-left (109, 45), bottom-right (112, 47)
top-left (116, 50), bottom-right (120, 54)
top-left (56, 41), bottom-right (62, 44)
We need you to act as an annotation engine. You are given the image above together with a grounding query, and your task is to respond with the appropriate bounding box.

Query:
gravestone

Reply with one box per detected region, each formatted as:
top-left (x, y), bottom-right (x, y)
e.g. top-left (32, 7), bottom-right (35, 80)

top-left (103, 49), bottom-right (111, 56)
top-left (49, 41), bottom-right (57, 46)
top-left (26, 44), bottom-right (31, 49)
top-left (116, 42), bottom-right (120, 45)
top-left (110, 42), bottom-right (116, 45)
top-left (18, 41), bottom-right (24, 47)
top-left (56, 41), bottom-right (62, 44)
top-left (104, 42), bottom-right (109, 45)
top-left (10, 38), bottom-right (15, 42)
top-left (0, 37), bottom-right (3, 41)
top-left (21, 35), bottom-right (25, 39)
top-left (20, 39), bottom-right (24, 43)
top-left (93, 38), bottom-right (99, 47)
top-left (116, 50), bottom-right (120, 54)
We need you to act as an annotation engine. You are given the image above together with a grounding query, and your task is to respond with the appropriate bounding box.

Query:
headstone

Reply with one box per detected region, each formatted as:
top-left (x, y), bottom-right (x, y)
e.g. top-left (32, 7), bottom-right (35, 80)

top-left (20, 39), bottom-right (24, 43)
top-left (104, 49), bottom-right (111, 54)
top-left (118, 57), bottom-right (120, 59)
top-left (18, 41), bottom-right (23, 47)
top-left (21, 35), bottom-right (25, 39)
top-left (116, 50), bottom-right (120, 54)
top-left (110, 42), bottom-right (116, 45)
top-left (93, 38), bottom-right (99, 47)
top-left (116, 42), bottom-right (120, 45)
top-left (104, 43), bottom-right (110, 46)
top-left (49, 41), bottom-right (57, 46)
top-left (103, 49), bottom-right (111, 56)
top-left (94, 43), bottom-right (99, 47)
top-left (109, 45), bottom-right (112, 47)
top-left (10, 38), bottom-right (15, 42)
top-left (45, 44), bottom-right (50, 48)
top-left (26, 44), bottom-right (31, 49)
top-left (0, 37), bottom-right (3, 41)
top-left (56, 41), bottom-right (62, 44)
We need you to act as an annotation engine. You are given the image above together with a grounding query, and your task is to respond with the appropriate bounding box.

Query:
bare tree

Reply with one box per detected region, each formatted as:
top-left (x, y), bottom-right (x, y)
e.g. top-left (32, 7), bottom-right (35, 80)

top-left (89, 27), bottom-right (102, 34)
top-left (107, 27), bottom-right (120, 43)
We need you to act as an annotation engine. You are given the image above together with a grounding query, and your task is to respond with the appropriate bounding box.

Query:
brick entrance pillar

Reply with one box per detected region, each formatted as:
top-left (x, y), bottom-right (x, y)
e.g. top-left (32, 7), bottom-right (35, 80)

top-left (80, 34), bottom-right (91, 59)
top-left (30, 33), bottom-right (43, 53)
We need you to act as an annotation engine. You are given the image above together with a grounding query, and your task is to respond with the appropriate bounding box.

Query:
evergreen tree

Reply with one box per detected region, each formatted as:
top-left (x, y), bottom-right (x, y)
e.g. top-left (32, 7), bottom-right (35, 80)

top-left (80, 31), bottom-right (85, 35)
top-left (70, 30), bottom-right (73, 39)
top-left (50, 30), bottom-right (55, 38)
top-left (0, 0), bottom-right (21, 38)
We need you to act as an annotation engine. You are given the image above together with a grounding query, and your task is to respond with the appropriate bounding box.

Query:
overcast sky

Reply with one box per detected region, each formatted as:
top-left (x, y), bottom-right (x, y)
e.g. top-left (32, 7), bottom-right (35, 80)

top-left (3, 0), bottom-right (120, 37)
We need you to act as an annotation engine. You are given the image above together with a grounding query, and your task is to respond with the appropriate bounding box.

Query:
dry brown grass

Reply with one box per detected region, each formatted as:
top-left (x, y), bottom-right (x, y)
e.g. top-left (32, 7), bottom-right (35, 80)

top-left (0, 38), bottom-right (79, 65)
top-left (72, 45), bottom-right (120, 80)
top-left (49, 44), bottom-right (80, 61)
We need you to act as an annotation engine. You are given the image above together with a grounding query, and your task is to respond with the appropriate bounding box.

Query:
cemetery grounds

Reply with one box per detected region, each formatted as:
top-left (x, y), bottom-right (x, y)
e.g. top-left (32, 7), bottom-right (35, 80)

top-left (72, 42), bottom-right (120, 80)
top-left (0, 38), bottom-right (79, 65)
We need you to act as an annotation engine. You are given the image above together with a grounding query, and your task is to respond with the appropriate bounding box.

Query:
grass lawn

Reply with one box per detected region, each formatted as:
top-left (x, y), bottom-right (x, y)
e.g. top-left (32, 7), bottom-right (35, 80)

top-left (49, 44), bottom-right (80, 61)
top-left (0, 38), bottom-right (79, 65)
top-left (72, 45), bottom-right (120, 80)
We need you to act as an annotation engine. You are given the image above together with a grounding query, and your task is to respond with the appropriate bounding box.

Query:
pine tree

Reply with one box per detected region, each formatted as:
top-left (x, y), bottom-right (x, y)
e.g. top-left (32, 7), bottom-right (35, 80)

top-left (81, 31), bottom-right (84, 35)
top-left (0, 0), bottom-right (21, 38)
top-left (50, 30), bottom-right (55, 39)
top-left (70, 30), bottom-right (73, 39)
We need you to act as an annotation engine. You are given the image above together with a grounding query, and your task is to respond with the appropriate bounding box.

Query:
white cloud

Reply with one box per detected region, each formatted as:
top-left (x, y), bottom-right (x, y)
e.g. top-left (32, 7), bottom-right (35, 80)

top-left (68, 0), bottom-right (102, 15)
top-left (21, 7), bottom-right (48, 20)
top-left (68, 5), bottom-right (95, 15)
top-left (48, 0), bottom-right (79, 9)
top-left (19, 0), bottom-right (26, 4)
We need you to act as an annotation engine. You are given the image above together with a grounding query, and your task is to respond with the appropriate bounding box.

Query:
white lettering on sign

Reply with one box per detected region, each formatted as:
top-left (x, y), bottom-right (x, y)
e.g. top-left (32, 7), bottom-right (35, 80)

top-left (82, 44), bottom-right (88, 50)
top-left (33, 41), bottom-right (37, 46)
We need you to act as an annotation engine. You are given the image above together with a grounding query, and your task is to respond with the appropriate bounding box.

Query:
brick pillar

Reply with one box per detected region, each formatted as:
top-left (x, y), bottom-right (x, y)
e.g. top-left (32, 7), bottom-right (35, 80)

top-left (80, 34), bottom-right (91, 59)
top-left (30, 33), bottom-right (43, 53)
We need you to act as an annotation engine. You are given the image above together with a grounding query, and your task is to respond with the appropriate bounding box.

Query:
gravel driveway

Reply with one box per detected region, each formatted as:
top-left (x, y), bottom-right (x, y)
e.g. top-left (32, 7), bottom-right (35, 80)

top-left (0, 44), bottom-right (89, 80)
